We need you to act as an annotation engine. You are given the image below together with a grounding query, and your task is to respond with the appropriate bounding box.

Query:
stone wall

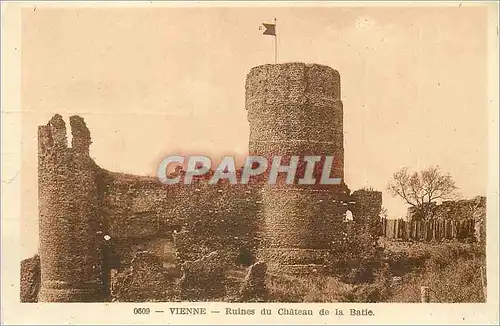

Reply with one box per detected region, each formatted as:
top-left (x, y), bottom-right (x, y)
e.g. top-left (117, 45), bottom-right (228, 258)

top-left (100, 172), bottom-right (263, 265)
top-left (172, 183), bottom-right (262, 264)
top-left (472, 197), bottom-right (487, 246)
top-left (110, 251), bottom-right (179, 302)
top-left (406, 197), bottom-right (486, 222)
top-left (38, 115), bottom-right (107, 302)
top-left (350, 190), bottom-right (383, 239)
top-left (257, 185), bottom-right (350, 274)
top-left (20, 255), bottom-right (40, 303)
top-left (30, 62), bottom-right (386, 302)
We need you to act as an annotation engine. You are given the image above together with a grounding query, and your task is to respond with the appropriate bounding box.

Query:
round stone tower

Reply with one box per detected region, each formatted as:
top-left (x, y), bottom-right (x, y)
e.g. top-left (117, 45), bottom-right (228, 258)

top-left (245, 63), bottom-right (350, 274)
top-left (37, 115), bottom-right (106, 302)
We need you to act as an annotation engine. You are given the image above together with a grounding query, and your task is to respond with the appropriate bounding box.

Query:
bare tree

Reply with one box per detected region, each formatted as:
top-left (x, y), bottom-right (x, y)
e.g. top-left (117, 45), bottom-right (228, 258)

top-left (387, 166), bottom-right (458, 220)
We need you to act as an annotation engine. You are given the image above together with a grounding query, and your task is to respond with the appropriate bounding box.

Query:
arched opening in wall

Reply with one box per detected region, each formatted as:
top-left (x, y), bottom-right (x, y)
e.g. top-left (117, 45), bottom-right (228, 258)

top-left (344, 210), bottom-right (354, 222)
top-left (235, 248), bottom-right (254, 267)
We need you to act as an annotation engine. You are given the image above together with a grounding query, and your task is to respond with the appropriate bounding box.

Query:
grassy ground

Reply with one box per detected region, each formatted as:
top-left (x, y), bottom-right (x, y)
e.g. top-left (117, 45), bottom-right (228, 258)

top-left (265, 240), bottom-right (486, 303)
top-left (382, 240), bottom-right (486, 302)
top-left (107, 238), bottom-right (486, 302)
top-left (21, 237), bottom-right (486, 303)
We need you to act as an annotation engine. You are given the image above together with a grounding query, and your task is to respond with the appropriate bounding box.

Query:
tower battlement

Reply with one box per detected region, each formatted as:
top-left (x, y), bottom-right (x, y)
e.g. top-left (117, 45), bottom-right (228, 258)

top-left (246, 63), bottom-right (344, 181)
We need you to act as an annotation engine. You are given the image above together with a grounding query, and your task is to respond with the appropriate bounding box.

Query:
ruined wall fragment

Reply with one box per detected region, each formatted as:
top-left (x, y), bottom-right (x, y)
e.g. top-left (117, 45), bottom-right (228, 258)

top-left (240, 261), bottom-right (268, 302)
top-left (110, 251), bottom-right (178, 302)
top-left (38, 115), bottom-right (106, 302)
top-left (31, 63), bottom-right (388, 302)
top-left (350, 189), bottom-right (383, 239)
top-left (172, 183), bottom-right (262, 264)
top-left (179, 251), bottom-right (227, 301)
top-left (20, 255), bottom-right (41, 303)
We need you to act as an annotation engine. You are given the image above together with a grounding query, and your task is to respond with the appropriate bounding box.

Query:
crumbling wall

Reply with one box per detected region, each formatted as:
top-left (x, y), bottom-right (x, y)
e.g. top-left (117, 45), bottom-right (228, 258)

top-left (100, 173), bottom-right (262, 265)
top-left (31, 62), bottom-right (387, 302)
top-left (172, 183), bottom-right (262, 264)
top-left (110, 251), bottom-right (179, 302)
top-left (472, 196), bottom-right (486, 246)
top-left (38, 115), bottom-right (106, 302)
top-left (20, 255), bottom-right (41, 302)
top-left (350, 189), bottom-right (383, 239)
top-left (100, 172), bottom-right (179, 240)
top-left (406, 197), bottom-right (486, 222)
top-left (240, 261), bottom-right (268, 302)
top-left (179, 251), bottom-right (227, 301)
top-left (432, 197), bottom-right (486, 223)
top-left (98, 172), bottom-right (264, 301)
top-left (331, 189), bottom-right (383, 281)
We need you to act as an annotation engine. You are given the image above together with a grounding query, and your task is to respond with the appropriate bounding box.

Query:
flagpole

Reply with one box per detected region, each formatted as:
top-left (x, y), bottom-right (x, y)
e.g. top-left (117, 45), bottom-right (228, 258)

top-left (274, 17), bottom-right (277, 64)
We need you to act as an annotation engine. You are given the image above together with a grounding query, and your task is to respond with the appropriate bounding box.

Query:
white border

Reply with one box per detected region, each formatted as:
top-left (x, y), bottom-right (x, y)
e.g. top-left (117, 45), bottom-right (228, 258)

top-left (1, 2), bottom-right (498, 325)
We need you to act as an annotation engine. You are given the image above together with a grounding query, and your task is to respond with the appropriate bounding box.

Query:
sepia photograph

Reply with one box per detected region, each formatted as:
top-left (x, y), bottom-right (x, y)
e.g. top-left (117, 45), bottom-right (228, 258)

top-left (1, 1), bottom-right (499, 325)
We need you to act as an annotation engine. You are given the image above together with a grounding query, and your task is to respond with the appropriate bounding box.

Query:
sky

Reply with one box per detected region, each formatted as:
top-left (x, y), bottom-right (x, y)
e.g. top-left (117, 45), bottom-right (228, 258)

top-left (20, 5), bottom-right (489, 258)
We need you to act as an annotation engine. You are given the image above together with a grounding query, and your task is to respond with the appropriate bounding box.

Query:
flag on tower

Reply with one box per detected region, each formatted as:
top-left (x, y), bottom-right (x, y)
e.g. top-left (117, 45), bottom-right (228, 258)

top-left (260, 18), bottom-right (278, 63)
top-left (262, 22), bottom-right (276, 36)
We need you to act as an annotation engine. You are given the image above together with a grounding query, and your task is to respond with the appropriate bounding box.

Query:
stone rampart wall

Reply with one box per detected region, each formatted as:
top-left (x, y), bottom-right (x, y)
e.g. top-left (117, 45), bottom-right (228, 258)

top-left (31, 63), bottom-right (386, 302)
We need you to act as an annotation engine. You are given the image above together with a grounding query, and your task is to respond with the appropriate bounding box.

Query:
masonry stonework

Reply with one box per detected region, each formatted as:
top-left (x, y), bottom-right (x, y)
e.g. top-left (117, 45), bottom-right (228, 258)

top-left (31, 63), bottom-right (383, 302)
top-left (38, 115), bottom-right (106, 302)
top-left (246, 63), bottom-right (351, 274)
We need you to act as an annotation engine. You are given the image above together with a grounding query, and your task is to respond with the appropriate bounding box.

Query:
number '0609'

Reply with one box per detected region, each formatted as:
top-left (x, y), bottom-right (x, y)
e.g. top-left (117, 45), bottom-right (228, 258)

top-left (133, 308), bottom-right (150, 315)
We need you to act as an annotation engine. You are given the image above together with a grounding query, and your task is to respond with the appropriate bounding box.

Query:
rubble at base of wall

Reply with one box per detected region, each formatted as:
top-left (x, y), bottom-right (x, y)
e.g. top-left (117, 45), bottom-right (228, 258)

top-left (110, 251), bottom-right (179, 302)
top-left (239, 261), bottom-right (268, 302)
top-left (20, 254), bottom-right (41, 303)
top-left (179, 251), bottom-right (227, 301)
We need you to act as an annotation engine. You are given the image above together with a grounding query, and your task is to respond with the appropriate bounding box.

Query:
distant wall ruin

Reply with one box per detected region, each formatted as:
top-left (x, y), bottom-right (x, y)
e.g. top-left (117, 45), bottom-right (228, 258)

top-left (34, 63), bottom-right (383, 302)
top-left (382, 197), bottom-right (486, 241)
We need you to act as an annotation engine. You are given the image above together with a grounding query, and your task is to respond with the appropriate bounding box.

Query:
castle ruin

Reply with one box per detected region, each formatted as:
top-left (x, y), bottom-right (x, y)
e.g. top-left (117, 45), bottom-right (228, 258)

top-left (35, 63), bottom-right (382, 302)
